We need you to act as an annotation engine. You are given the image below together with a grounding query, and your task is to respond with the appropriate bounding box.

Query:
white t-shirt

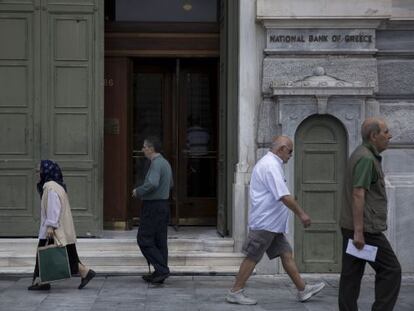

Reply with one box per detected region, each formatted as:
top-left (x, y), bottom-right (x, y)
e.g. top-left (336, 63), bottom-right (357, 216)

top-left (249, 151), bottom-right (291, 233)
top-left (38, 190), bottom-right (61, 239)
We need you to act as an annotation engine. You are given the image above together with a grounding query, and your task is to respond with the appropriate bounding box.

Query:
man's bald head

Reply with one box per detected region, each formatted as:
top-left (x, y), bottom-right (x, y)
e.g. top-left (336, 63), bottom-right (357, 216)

top-left (270, 136), bottom-right (293, 163)
top-left (361, 117), bottom-right (386, 143)
top-left (271, 135), bottom-right (292, 151)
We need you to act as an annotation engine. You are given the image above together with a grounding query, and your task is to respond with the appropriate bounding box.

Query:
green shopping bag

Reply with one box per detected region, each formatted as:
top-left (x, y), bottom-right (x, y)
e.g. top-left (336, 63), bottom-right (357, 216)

top-left (38, 241), bottom-right (71, 284)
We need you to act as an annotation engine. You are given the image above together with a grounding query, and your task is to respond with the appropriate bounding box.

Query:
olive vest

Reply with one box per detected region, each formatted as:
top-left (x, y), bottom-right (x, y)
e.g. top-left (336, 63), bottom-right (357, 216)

top-left (340, 144), bottom-right (388, 233)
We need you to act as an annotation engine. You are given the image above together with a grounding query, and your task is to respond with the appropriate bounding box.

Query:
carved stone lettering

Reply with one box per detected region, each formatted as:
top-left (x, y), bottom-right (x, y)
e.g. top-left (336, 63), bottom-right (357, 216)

top-left (266, 29), bottom-right (375, 53)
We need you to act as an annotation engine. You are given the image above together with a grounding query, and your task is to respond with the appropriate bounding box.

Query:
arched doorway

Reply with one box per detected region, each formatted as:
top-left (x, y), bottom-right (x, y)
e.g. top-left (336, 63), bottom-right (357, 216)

top-left (294, 114), bottom-right (347, 272)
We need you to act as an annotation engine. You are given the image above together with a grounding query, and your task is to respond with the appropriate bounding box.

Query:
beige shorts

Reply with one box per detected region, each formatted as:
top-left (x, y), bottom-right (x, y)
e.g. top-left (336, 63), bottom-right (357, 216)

top-left (242, 229), bottom-right (292, 263)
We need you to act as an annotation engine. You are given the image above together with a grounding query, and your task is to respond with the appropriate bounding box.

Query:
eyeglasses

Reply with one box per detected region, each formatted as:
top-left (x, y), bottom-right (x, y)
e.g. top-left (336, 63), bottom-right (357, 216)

top-left (284, 146), bottom-right (293, 155)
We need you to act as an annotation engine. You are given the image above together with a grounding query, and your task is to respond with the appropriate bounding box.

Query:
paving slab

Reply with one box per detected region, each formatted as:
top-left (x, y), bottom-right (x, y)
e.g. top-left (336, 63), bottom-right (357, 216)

top-left (0, 275), bottom-right (412, 311)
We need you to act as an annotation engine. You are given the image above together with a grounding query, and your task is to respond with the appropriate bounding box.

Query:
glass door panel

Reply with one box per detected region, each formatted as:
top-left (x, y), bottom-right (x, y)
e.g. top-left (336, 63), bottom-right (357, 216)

top-left (184, 73), bottom-right (217, 198)
top-left (132, 64), bottom-right (173, 220)
top-left (178, 61), bottom-right (217, 224)
top-left (131, 59), bottom-right (217, 225)
top-left (133, 73), bottom-right (164, 189)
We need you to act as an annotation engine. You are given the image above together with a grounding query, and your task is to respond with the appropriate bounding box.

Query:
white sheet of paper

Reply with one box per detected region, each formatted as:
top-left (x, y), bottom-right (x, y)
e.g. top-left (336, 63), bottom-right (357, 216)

top-left (346, 239), bottom-right (378, 262)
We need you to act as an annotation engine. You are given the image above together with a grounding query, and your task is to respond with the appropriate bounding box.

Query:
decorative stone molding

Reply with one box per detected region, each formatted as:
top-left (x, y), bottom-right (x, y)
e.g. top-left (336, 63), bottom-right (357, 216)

top-left (261, 20), bottom-right (385, 29)
top-left (316, 95), bottom-right (329, 114)
top-left (272, 67), bottom-right (375, 114)
top-left (263, 58), bottom-right (378, 94)
top-left (257, 0), bottom-right (391, 26)
top-left (272, 66), bottom-right (374, 95)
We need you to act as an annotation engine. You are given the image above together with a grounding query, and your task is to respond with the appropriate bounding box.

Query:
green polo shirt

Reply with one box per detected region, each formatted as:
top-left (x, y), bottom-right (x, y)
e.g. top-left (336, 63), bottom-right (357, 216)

top-left (352, 143), bottom-right (380, 189)
top-left (135, 154), bottom-right (173, 200)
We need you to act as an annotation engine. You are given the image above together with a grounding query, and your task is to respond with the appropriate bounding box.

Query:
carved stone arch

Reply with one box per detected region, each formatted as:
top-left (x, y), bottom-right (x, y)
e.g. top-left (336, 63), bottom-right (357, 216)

top-left (296, 113), bottom-right (349, 144)
top-left (273, 66), bottom-right (375, 157)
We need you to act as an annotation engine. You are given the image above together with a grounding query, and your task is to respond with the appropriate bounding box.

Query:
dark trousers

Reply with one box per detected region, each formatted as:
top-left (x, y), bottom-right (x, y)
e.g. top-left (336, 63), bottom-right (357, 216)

top-left (137, 200), bottom-right (170, 275)
top-left (33, 239), bottom-right (81, 283)
top-left (338, 228), bottom-right (401, 311)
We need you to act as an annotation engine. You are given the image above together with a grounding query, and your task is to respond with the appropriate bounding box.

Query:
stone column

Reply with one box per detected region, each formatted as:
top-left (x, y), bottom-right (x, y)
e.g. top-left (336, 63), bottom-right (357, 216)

top-left (232, 0), bottom-right (264, 251)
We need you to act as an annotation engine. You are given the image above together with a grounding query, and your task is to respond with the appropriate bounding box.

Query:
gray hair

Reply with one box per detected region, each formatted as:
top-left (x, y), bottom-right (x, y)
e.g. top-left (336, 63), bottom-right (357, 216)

top-left (361, 119), bottom-right (381, 142)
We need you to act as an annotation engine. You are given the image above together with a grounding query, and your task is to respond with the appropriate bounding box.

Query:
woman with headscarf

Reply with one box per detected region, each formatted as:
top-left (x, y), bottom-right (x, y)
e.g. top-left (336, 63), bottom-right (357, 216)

top-left (28, 160), bottom-right (96, 290)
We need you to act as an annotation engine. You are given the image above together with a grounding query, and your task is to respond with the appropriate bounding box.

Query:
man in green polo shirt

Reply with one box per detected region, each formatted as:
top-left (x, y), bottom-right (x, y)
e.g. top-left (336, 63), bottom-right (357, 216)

top-left (132, 137), bottom-right (173, 284)
top-left (339, 117), bottom-right (401, 311)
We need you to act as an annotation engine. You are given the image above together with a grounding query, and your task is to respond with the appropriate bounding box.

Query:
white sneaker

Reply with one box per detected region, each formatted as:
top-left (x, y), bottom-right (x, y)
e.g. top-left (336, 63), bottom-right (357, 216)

top-left (297, 282), bottom-right (325, 302)
top-left (226, 289), bottom-right (258, 305)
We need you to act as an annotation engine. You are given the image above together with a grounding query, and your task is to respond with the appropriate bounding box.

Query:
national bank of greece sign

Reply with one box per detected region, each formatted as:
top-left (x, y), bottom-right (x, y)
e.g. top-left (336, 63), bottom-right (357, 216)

top-left (265, 29), bottom-right (376, 54)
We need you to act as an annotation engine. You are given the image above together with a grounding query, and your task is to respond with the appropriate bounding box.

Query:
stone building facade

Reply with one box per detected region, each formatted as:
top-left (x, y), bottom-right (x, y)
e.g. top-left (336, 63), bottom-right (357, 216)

top-left (234, 0), bottom-right (414, 273)
top-left (1, 0), bottom-right (413, 275)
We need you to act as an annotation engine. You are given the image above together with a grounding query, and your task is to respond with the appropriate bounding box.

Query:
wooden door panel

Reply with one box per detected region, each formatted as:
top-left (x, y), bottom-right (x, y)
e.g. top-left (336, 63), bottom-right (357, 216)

top-left (104, 57), bottom-right (131, 229)
top-left (295, 115), bottom-right (347, 273)
top-left (303, 151), bottom-right (337, 183)
top-left (302, 190), bottom-right (337, 224)
top-left (0, 1), bottom-right (40, 236)
top-left (0, 0), bottom-right (103, 236)
top-left (303, 231), bottom-right (339, 262)
top-left (44, 1), bottom-right (103, 236)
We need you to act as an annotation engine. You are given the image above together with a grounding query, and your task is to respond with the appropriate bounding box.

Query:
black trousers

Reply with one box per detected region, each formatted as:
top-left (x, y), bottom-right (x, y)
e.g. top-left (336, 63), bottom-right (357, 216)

top-left (33, 239), bottom-right (81, 282)
top-left (338, 228), bottom-right (401, 311)
top-left (137, 200), bottom-right (170, 275)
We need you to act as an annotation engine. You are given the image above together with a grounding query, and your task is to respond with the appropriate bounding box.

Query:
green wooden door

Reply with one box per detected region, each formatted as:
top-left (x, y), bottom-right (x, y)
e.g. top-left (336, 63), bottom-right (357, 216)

top-left (0, 0), bottom-right (103, 236)
top-left (0, 0), bottom-right (41, 235)
top-left (294, 115), bottom-right (347, 272)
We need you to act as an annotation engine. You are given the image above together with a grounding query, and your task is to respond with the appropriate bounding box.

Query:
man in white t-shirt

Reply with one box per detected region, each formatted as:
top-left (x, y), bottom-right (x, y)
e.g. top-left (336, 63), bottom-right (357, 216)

top-left (226, 136), bottom-right (325, 305)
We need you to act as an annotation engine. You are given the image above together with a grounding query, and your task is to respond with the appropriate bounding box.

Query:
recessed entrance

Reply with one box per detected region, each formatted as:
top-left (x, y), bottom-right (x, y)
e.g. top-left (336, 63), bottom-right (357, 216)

top-left (104, 58), bottom-right (220, 228)
top-left (103, 0), bottom-right (225, 230)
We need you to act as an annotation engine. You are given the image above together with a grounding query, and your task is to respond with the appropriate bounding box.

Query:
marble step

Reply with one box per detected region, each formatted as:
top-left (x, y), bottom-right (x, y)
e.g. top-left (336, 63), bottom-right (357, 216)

top-left (0, 238), bottom-right (243, 275)
top-left (0, 238), bottom-right (234, 253)
top-left (0, 251), bottom-right (244, 267)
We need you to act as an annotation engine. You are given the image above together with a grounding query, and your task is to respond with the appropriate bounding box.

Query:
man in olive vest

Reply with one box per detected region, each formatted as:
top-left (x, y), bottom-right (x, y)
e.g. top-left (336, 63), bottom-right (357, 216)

top-left (132, 137), bottom-right (173, 284)
top-left (339, 117), bottom-right (401, 311)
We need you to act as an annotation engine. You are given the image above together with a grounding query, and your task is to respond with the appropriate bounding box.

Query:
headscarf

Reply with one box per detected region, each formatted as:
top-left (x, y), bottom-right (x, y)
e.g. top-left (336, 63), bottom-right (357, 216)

top-left (36, 160), bottom-right (67, 198)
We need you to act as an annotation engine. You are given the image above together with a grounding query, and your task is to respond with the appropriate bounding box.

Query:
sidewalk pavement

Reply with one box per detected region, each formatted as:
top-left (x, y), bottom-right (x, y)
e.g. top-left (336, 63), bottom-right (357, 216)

top-left (0, 274), bottom-right (413, 311)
